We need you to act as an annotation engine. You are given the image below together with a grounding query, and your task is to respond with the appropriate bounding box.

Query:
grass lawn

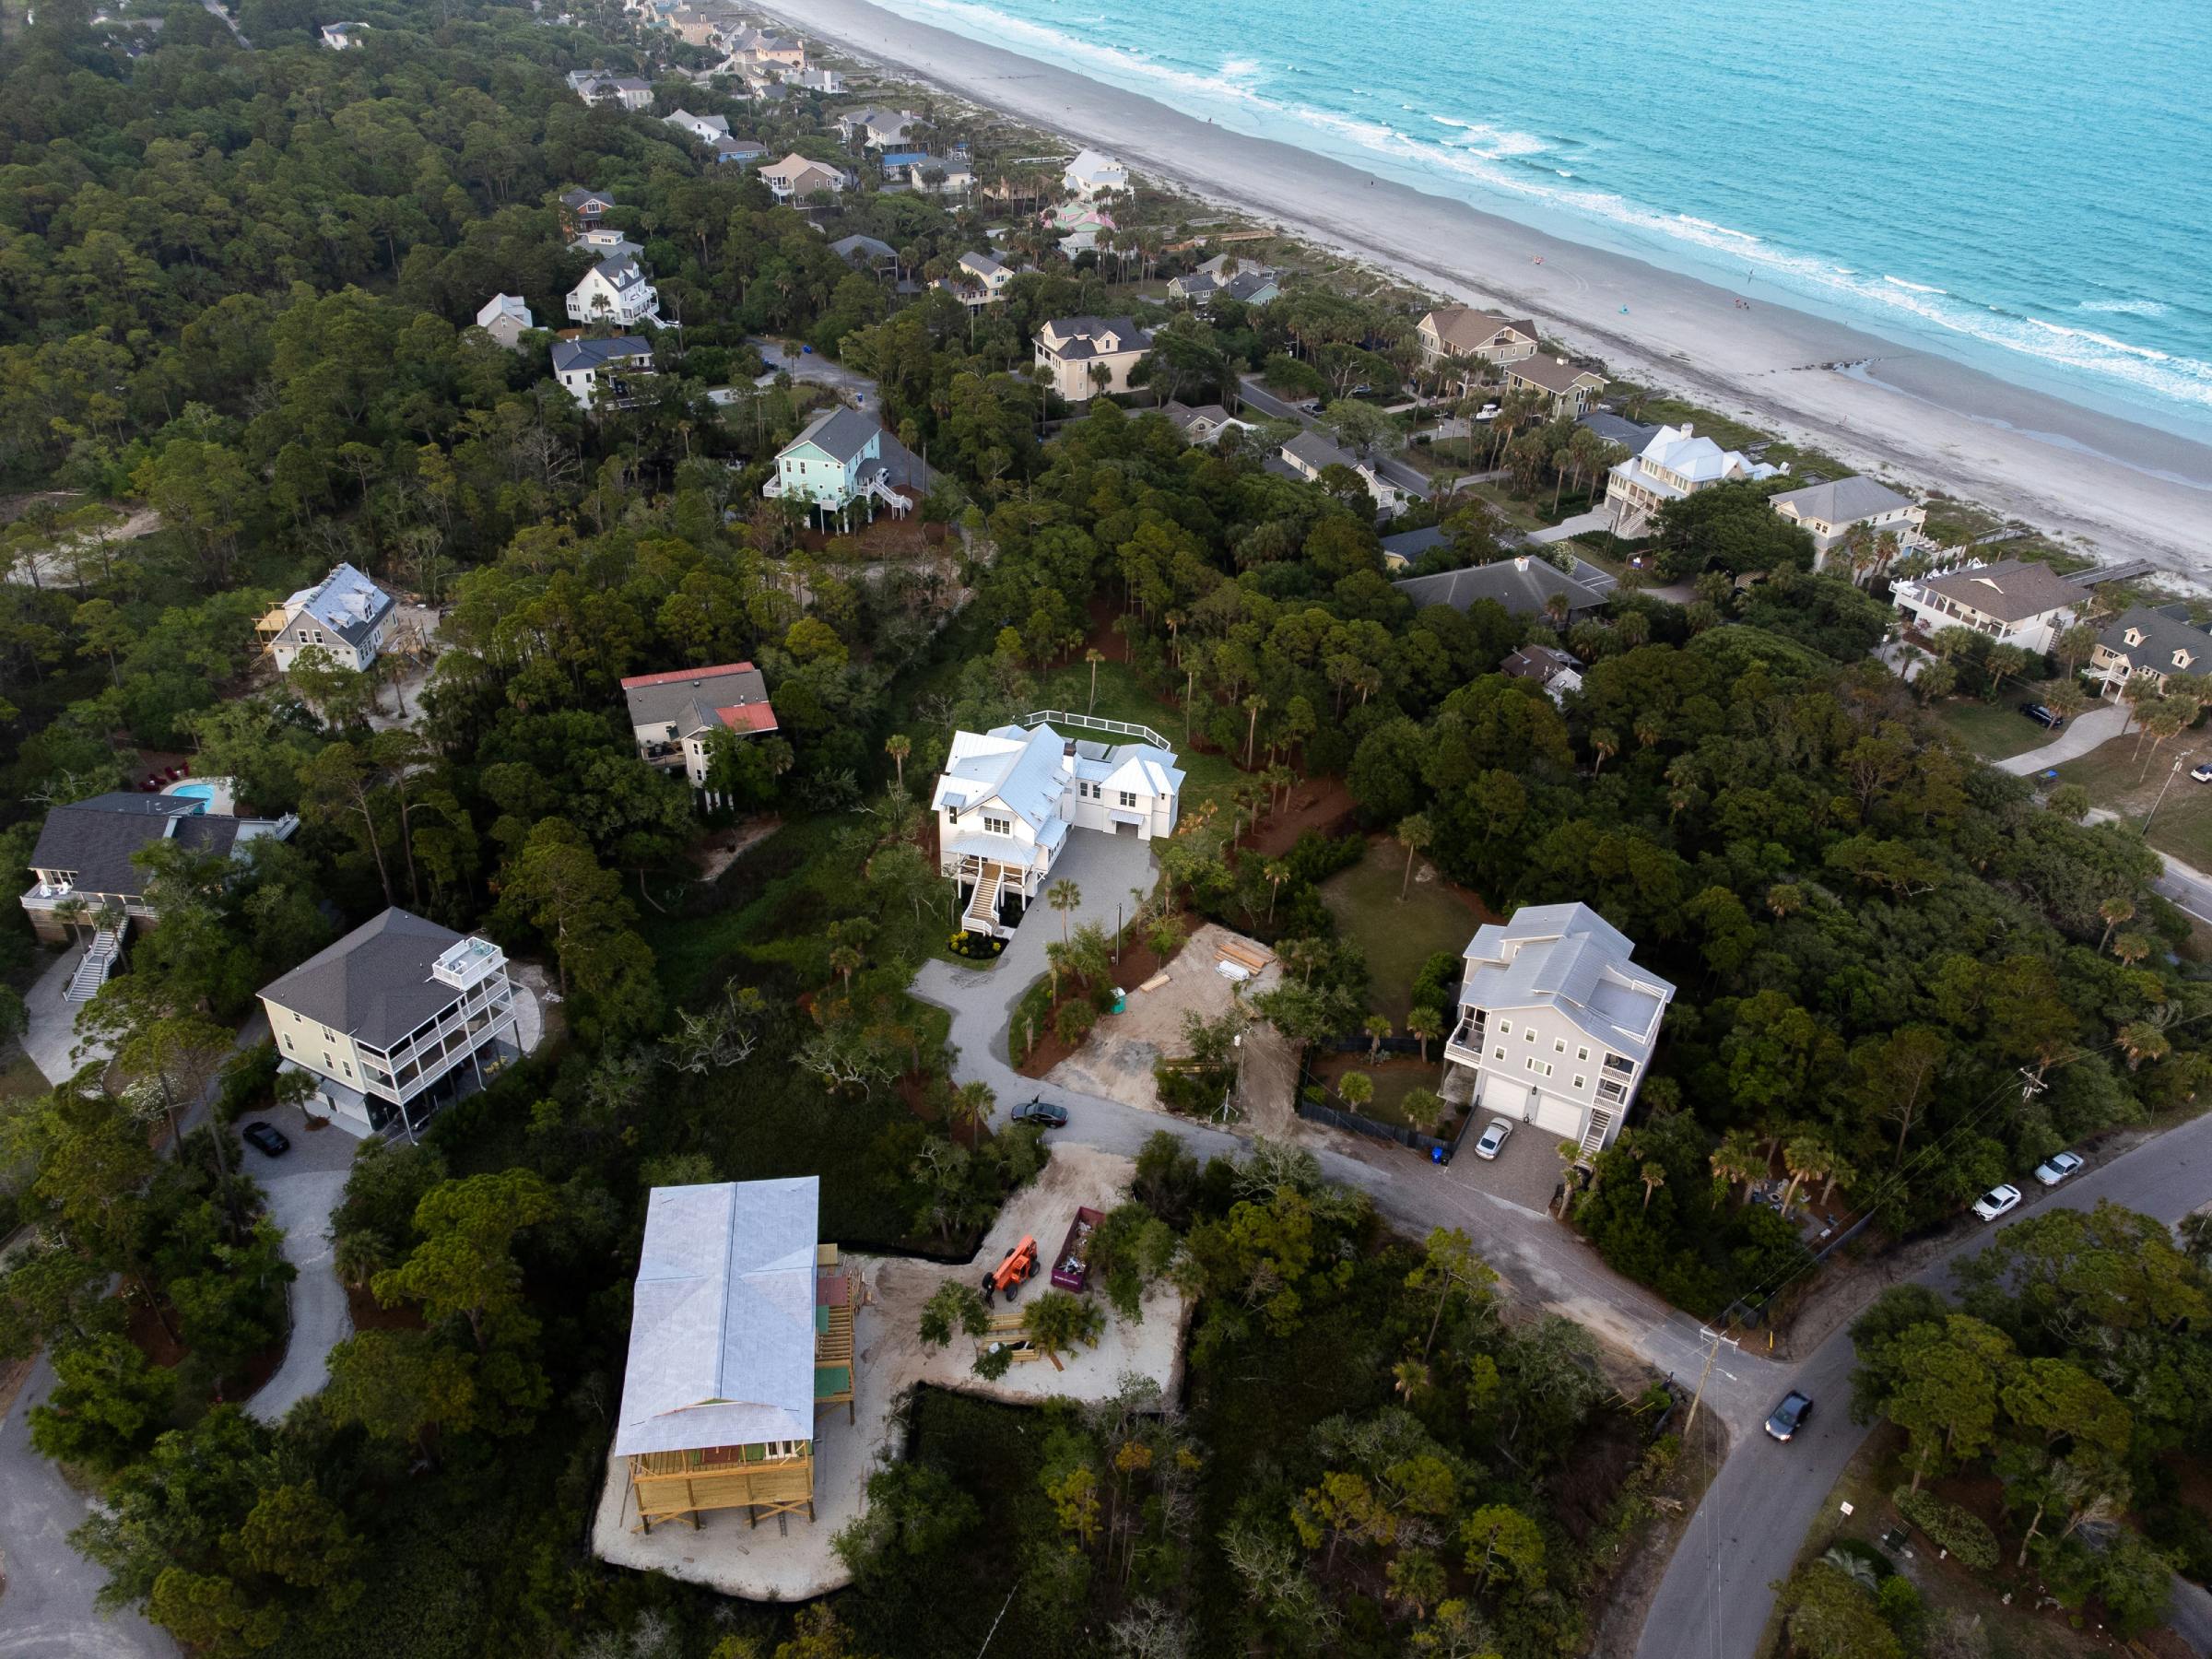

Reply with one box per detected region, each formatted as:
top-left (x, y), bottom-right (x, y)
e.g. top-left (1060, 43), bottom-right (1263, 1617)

top-left (2053, 733), bottom-right (2212, 871)
top-left (1310, 1052), bottom-right (1457, 1134)
top-left (1319, 837), bottom-right (1490, 1022)
top-left (1029, 657), bottom-right (1247, 824)
top-left (1928, 696), bottom-right (2057, 761)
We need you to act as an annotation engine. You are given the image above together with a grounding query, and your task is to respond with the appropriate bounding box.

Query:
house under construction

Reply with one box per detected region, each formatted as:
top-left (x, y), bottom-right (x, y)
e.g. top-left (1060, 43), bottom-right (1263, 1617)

top-left (613, 1177), bottom-right (856, 1532)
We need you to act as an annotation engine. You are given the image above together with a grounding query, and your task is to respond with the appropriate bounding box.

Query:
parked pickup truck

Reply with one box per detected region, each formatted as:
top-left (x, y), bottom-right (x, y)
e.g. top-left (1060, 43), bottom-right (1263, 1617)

top-left (1050, 1206), bottom-right (1105, 1292)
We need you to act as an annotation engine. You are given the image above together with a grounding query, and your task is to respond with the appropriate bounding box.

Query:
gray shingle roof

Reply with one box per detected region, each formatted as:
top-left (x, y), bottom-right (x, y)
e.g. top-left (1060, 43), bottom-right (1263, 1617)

top-left (1914, 559), bottom-right (2082, 624)
top-left (2097, 606), bottom-right (2211, 676)
top-left (1769, 475), bottom-right (1915, 524)
top-left (285, 563), bottom-right (394, 651)
top-left (29, 794), bottom-right (224, 895)
top-left (1037, 316), bottom-right (1150, 360)
top-left (830, 234), bottom-right (895, 262)
top-left (619, 662), bottom-right (775, 738)
top-left (259, 908), bottom-right (470, 1051)
top-left (1393, 555), bottom-right (1609, 618)
top-left (1282, 429), bottom-right (1357, 475)
top-left (551, 335), bottom-right (653, 373)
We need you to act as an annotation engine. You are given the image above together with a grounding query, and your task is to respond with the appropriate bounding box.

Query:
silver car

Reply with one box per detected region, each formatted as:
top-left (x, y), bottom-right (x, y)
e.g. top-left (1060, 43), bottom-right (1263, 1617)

top-left (1473, 1117), bottom-right (1513, 1159)
top-left (2032, 1150), bottom-right (2083, 1187)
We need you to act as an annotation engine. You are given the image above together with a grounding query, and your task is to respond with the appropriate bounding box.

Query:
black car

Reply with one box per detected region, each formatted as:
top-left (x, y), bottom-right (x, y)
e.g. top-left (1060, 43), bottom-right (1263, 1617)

top-left (1011, 1098), bottom-right (1068, 1128)
top-left (2018, 702), bottom-right (2065, 729)
top-left (241, 1121), bottom-right (291, 1158)
top-left (1764, 1390), bottom-right (1814, 1442)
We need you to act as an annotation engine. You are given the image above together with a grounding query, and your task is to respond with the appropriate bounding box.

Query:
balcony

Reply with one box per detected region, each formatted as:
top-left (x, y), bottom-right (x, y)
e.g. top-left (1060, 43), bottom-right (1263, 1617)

top-left (1443, 1014), bottom-right (1487, 1070)
top-left (1602, 1053), bottom-right (1636, 1076)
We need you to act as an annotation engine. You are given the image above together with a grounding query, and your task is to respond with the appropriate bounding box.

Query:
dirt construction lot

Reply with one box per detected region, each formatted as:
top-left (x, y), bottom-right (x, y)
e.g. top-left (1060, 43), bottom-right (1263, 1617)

top-left (591, 1144), bottom-right (1185, 1601)
top-left (1046, 924), bottom-right (1281, 1112)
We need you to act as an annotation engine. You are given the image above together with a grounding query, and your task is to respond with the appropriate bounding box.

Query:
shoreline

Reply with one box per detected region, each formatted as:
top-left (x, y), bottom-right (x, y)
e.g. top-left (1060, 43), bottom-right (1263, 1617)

top-left (755, 0), bottom-right (2212, 582)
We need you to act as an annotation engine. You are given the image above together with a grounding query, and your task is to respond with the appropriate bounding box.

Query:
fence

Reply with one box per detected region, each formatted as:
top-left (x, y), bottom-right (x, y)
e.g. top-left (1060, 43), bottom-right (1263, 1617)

top-left (1293, 1041), bottom-right (1472, 1163)
top-left (1019, 709), bottom-right (1171, 750)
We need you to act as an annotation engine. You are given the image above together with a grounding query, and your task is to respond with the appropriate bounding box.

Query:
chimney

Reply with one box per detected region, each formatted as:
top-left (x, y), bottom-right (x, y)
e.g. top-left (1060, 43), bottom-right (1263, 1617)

top-left (1680, 422), bottom-right (1694, 437)
top-left (1063, 738), bottom-right (1077, 777)
top-left (1513, 556), bottom-right (1530, 571)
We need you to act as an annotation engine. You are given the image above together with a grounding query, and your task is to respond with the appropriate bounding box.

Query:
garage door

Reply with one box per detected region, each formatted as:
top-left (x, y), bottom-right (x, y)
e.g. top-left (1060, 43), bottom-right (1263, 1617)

top-left (1115, 819), bottom-right (1138, 837)
top-left (1478, 1071), bottom-right (1527, 1118)
top-left (1533, 1092), bottom-right (1583, 1139)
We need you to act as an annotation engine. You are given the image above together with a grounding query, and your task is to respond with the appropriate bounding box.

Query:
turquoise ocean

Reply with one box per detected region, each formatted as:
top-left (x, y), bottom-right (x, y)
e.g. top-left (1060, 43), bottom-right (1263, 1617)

top-left (875, 0), bottom-right (2212, 444)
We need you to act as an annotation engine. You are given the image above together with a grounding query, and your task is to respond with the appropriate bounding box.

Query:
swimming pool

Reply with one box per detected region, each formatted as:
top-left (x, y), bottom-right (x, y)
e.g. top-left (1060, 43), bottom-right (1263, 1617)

top-left (166, 782), bottom-right (215, 803)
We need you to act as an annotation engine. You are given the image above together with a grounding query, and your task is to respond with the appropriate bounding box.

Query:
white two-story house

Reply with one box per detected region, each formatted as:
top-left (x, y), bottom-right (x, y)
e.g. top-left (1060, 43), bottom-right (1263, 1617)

top-left (1062, 147), bottom-right (1127, 198)
top-left (1767, 476), bottom-right (1928, 574)
top-left (1442, 903), bottom-right (1676, 1159)
top-left (552, 335), bottom-right (655, 410)
top-left (932, 719), bottom-right (1182, 938)
top-left (255, 562), bottom-right (395, 674)
top-left (259, 909), bottom-right (531, 1139)
top-left (568, 254), bottom-right (661, 327)
top-left (1603, 423), bottom-right (1782, 539)
top-left (763, 406), bottom-right (937, 530)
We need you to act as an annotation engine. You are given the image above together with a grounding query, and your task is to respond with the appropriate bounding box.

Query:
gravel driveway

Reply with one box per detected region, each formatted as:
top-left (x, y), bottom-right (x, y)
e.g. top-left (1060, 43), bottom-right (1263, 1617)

top-left (241, 1121), bottom-right (359, 1424)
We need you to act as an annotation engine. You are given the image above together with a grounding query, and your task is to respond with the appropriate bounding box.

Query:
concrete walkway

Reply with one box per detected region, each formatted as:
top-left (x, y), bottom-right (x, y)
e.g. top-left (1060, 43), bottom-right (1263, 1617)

top-left (1526, 507), bottom-right (1610, 544)
top-left (20, 943), bottom-right (108, 1088)
top-left (1996, 700), bottom-right (2126, 774)
top-left (241, 1123), bottom-right (358, 1424)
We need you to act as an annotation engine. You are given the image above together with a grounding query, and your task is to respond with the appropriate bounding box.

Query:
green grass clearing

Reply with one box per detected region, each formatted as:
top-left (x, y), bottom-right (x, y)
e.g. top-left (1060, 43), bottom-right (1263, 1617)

top-left (1310, 1053), bottom-right (1458, 1133)
top-left (1927, 697), bottom-right (2059, 761)
top-left (1318, 837), bottom-right (1488, 1023)
top-left (2053, 731), bottom-right (2212, 872)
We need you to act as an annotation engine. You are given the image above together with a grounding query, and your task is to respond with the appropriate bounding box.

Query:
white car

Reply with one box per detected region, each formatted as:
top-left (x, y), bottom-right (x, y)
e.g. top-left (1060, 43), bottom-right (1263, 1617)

top-left (2033, 1151), bottom-right (2084, 1187)
top-left (1971, 1184), bottom-right (2023, 1222)
top-left (1473, 1117), bottom-right (1513, 1160)
top-left (2192, 762), bottom-right (2212, 784)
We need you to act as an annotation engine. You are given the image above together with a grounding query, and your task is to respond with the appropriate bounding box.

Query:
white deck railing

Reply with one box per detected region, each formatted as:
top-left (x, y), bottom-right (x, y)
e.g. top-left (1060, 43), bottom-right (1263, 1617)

top-left (1019, 710), bottom-right (1170, 750)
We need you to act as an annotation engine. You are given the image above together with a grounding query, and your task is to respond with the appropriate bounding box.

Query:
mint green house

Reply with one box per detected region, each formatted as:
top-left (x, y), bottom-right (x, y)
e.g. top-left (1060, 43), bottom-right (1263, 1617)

top-left (764, 406), bottom-right (937, 531)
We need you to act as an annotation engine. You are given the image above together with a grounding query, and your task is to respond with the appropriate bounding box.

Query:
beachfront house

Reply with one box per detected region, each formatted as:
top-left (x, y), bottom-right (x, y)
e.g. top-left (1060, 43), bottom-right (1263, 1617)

top-left (1501, 356), bottom-right (1607, 418)
top-left (567, 254), bottom-right (661, 327)
top-left (1063, 147), bottom-right (1127, 198)
top-left (663, 6), bottom-right (720, 47)
top-left (259, 909), bottom-right (528, 1139)
top-left (1441, 903), bottom-right (1676, 1159)
top-left (474, 293), bottom-right (535, 350)
top-left (2086, 606), bottom-right (2212, 700)
top-left (1041, 201), bottom-right (1116, 254)
top-left (1035, 316), bottom-right (1153, 402)
top-left (1603, 423), bottom-right (1782, 539)
top-left (834, 105), bottom-right (920, 148)
top-left (1500, 642), bottom-right (1585, 705)
top-left (759, 153), bottom-right (850, 201)
top-left (1416, 307), bottom-right (1540, 380)
top-left (1767, 477), bottom-right (1929, 574)
top-left (1392, 553), bottom-right (1613, 622)
top-left (933, 719), bottom-right (1183, 939)
top-left (255, 562), bottom-right (395, 674)
top-left (21, 794), bottom-right (299, 975)
top-left (552, 336), bottom-right (656, 411)
top-left (764, 406), bottom-right (937, 529)
top-left (1277, 429), bottom-right (1418, 520)
top-left (610, 1178), bottom-right (855, 1536)
top-left (1890, 558), bottom-right (2083, 655)
top-left (620, 664), bottom-right (780, 790)
top-left (726, 26), bottom-right (806, 69)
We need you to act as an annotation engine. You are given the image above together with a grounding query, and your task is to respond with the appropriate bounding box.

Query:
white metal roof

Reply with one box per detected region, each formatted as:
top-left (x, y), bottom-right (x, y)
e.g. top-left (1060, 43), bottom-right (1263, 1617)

top-left (612, 1179), bottom-right (820, 1457)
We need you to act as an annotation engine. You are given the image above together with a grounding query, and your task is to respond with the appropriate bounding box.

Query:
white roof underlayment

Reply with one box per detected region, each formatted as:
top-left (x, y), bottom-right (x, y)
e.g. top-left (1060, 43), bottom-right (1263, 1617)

top-left (612, 1178), bottom-right (819, 1457)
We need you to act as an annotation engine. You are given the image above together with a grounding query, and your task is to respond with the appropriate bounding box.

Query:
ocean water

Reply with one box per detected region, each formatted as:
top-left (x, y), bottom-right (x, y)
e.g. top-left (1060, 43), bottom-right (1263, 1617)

top-left (877, 0), bottom-right (2212, 443)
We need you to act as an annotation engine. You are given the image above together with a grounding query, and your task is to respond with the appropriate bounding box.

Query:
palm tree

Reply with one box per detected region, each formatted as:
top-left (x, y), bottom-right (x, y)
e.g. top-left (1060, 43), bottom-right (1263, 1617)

top-left (1778, 1135), bottom-right (1832, 1220)
top-left (1364, 1014), bottom-right (1393, 1061)
top-left (2099, 896), bottom-right (2135, 953)
top-left (1555, 1138), bottom-right (1583, 1217)
top-left (1403, 1087), bottom-right (1446, 1136)
top-left (1046, 877), bottom-right (1081, 942)
top-left (1265, 860), bottom-right (1292, 924)
top-left (1085, 648), bottom-right (1105, 713)
top-left (1709, 1128), bottom-right (1765, 1205)
top-left (1395, 812), bottom-right (1433, 900)
top-left (1639, 1161), bottom-right (1666, 1212)
top-left (1407, 1006), bottom-right (1442, 1063)
top-left (949, 1080), bottom-right (994, 1140)
top-left (1242, 694), bottom-right (1266, 768)
top-left (1589, 729), bottom-right (1619, 776)
top-left (1338, 1071), bottom-right (1374, 1112)
top-left (829, 944), bottom-right (862, 992)
top-left (884, 733), bottom-right (910, 789)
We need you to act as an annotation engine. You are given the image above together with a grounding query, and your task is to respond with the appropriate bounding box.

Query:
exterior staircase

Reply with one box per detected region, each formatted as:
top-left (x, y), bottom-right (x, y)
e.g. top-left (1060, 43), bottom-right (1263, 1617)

top-left (1578, 1106), bottom-right (1614, 1160)
top-left (861, 472), bottom-right (912, 516)
top-left (64, 929), bottom-right (122, 1005)
top-left (961, 866), bottom-right (1004, 935)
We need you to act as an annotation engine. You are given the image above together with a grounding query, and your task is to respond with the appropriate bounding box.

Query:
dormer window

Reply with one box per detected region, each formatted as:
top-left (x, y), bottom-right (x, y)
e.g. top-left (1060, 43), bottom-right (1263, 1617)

top-left (2125, 629), bottom-right (2143, 646)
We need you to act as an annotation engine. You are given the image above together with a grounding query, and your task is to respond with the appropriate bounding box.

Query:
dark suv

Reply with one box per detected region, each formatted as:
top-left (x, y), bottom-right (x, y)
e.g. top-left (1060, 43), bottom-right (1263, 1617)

top-left (241, 1121), bottom-right (291, 1158)
top-left (2018, 702), bottom-right (2065, 729)
top-left (1764, 1390), bottom-right (1814, 1442)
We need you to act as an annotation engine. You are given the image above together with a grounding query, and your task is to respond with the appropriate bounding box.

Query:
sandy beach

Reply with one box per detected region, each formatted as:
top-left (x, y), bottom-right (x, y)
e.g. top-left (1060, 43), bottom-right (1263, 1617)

top-left (756, 0), bottom-right (2212, 580)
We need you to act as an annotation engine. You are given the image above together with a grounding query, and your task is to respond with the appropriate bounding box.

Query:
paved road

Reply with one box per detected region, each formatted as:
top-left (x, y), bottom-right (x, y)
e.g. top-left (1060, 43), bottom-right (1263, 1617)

top-left (912, 832), bottom-right (1778, 1423)
top-left (1634, 1108), bottom-right (2212, 1659)
top-left (2171, 1578), bottom-right (2212, 1659)
top-left (1996, 701), bottom-right (2126, 775)
top-left (741, 338), bottom-right (882, 407)
top-left (241, 1125), bottom-right (358, 1425)
top-left (0, 1361), bottom-right (172, 1659)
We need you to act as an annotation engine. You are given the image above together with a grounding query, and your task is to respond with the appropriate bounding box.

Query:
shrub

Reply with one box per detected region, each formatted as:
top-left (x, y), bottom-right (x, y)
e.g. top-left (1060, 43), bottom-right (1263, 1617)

top-left (1053, 999), bottom-right (1098, 1047)
top-left (1891, 1487), bottom-right (1998, 1570)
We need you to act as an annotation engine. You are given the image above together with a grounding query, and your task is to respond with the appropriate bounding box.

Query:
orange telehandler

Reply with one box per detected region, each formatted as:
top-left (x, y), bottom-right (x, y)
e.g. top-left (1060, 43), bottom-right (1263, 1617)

top-left (980, 1235), bottom-right (1040, 1303)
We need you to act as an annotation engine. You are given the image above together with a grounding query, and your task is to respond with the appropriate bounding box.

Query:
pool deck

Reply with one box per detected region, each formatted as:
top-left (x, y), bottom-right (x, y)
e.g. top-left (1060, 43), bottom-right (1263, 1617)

top-left (161, 777), bottom-right (236, 813)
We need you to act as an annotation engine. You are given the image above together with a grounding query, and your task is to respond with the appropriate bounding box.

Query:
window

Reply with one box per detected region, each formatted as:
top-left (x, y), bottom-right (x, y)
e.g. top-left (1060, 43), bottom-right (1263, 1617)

top-left (1492, 1047), bottom-right (1506, 1060)
top-left (1576, 1046), bottom-right (1590, 1062)
top-left (1120, 791), bottom-right (1136, 807)
top-left (983, 814), bottom-right (1012, 836)
top-left (1573, 1075), bottom-right (1585, 1089)
top-left (1497, 1021), bottom-right (1512, 1036)
top-left (1524, 1058), bottom-right (1552, 1077)
top-left (283, 1035), bottom-right (294, 1052)
top-left (1523, 1028), bottom-right (1535, 1042)
top-left (1554, 1038), bottom-right (1566, 1053)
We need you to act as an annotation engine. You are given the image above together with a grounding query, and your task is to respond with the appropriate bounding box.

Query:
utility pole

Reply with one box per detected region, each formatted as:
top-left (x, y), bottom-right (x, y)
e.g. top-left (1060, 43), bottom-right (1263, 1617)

top-left (2144, 751), bottom-right (2195, 836)
top-left (1681, 1325), bottom-right (1739, 1442)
